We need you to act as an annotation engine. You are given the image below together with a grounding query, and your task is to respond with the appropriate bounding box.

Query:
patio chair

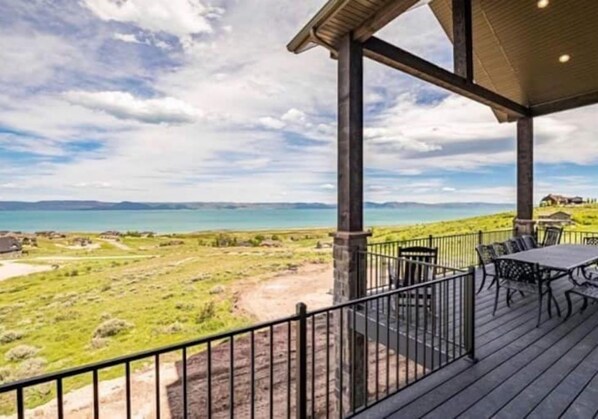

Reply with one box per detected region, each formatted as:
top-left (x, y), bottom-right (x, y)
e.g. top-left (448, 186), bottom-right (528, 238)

top-left (391, 246), bottom-right (438, 320)
top-left (492, 242), bottom-right (510, 256)
top-left (475, 244), bottom-right (497, 294)
top-left (565, 281), bottom-right (598, 319)
top-left (493, 259), bottom-right (560, 327)
top-left (521, 235), bottom-right (538, 250)
top-left (584, 237), bottom-right (598, 246)
top-left (541, 227), bottom-right (563, 247)
top-left (505, 238), bottom-right (522, 254)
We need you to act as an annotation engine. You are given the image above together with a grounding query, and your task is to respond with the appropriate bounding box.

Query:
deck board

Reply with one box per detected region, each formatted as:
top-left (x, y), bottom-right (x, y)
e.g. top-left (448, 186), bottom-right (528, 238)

top-left (355, 273), bottom-right (598, 419)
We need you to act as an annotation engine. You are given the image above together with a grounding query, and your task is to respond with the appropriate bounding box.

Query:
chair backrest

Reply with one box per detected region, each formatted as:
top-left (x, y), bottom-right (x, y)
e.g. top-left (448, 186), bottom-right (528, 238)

top-left (492, 242), bottom-right (510, 256)
top-left (494, 259), bottom-right (540, 285)
top-left (397, 246), bottom-right (438, 287)
top-left (521, 235), bottom-right (538, 250)
top-left (514, 236), bottom-right (527, 251)
top-left (584, 237), bottom-right (598, 246)
top-left (476, 244), bottom-right (496, 265)
top-left (542, 227), bottom-right (563, 247)
top-left (505, 239), bottom-right (522, 254)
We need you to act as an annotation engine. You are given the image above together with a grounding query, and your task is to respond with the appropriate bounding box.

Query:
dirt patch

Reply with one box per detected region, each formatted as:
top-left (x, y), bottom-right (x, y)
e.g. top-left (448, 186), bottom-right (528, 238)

top-left (0, 261), bottom-right (52, 282)
top-left (237, 263), bottom-right (334, 321)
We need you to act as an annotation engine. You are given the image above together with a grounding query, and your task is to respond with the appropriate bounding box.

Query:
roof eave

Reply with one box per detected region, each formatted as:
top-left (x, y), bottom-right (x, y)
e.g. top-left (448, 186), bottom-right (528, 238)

top-left (287, 0), bottom-right (345, 53)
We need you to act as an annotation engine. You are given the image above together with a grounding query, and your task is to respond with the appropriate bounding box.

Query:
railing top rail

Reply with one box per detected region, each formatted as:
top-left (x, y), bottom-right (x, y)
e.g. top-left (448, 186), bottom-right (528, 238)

top-left (358, 250), bottom-right (466, 273)
top-left (0, 311), bottom-right (299, 392)
top-left (367, 228), bottom-right (512, 246)
top-left (307, 267), bottom-right (474, 316)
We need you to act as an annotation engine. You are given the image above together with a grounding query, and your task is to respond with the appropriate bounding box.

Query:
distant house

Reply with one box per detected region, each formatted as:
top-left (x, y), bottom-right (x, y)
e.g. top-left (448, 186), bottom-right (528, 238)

top-left (538, 211), bottom-right (573, 227)
top-left (0, 237), bottom-right (22, 257)
top-left (540, 194), bottom-right (584, 206)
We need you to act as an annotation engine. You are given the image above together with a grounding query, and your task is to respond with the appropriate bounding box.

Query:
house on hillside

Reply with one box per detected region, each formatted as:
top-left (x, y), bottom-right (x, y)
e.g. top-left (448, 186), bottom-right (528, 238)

top-left (0, 237), bottom-right (22, 258)
top-left (538, 211), bottom-right (573, 227)
top-left (540, 194), bottom-right (584, 206)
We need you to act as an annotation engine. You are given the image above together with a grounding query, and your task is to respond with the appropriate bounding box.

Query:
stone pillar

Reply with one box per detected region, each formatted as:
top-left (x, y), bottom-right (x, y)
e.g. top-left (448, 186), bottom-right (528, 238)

top-left (515, 117), bottom-right (535, 236)
top-left (334, 33), bottom-right (368, 415)
top-left (333, 231), bottom-right (370, 414)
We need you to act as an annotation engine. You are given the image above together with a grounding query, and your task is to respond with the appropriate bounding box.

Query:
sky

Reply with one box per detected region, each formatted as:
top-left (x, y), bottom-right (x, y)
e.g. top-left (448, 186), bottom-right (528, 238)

top-left (0, 0), bottom-right (597, 204)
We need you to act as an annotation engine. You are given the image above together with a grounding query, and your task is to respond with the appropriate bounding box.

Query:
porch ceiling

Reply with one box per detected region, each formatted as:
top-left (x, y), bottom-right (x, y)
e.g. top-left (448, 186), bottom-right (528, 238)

top-left (289, 0), bottom-right (598, 120)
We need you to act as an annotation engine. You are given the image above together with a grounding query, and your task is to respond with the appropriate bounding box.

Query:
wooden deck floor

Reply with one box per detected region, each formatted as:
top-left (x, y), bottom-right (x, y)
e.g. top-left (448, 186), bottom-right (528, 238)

top-left (356, 273), bottom-right (598, 419)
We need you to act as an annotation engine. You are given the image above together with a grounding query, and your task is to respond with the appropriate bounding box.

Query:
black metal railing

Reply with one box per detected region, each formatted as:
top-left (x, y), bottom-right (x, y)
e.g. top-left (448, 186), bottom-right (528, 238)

top-left (367, 229), bottom-right (513, 269)
top-left (0, 266), bottom-right (475, 418)
top-left (358, 250), bottom-right (465, 295)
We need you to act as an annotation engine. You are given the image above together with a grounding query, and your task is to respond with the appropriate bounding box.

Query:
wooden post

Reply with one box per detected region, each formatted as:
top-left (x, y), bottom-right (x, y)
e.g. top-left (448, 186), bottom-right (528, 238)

top-left (452, 0), bottom-right (473, 81)
top-left (333, 33), bottom-right (368, 415)
top-left (515, 117), bottom-right (535, 235)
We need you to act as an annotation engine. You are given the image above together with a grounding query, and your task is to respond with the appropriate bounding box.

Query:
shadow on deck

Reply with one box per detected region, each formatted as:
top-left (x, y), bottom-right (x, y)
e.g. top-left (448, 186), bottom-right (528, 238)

top-left (356, 272), bottom-right (598, 419)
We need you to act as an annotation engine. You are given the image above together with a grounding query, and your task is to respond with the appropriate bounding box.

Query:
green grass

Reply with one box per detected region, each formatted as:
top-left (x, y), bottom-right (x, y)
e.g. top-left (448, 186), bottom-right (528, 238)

top-left (1, 205), bottom-right (598, 411)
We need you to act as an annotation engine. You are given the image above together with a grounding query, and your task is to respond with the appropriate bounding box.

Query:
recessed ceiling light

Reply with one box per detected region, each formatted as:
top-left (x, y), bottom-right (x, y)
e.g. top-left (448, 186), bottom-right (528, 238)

top-left (537, 0), bottom-right (549, 8)
top-left (559, 54), bottom-right (571, 63)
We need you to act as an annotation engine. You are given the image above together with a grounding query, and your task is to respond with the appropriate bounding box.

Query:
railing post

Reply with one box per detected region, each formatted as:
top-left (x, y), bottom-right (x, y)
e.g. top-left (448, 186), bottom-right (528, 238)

top-left (478, 230), bottom-right (483, 246)
top-left (464, 266), bottom-right (477, 362)
top-left (295, 302), bottom-right (308, 419)
top-left (428, 234), bottom-right (433, 248)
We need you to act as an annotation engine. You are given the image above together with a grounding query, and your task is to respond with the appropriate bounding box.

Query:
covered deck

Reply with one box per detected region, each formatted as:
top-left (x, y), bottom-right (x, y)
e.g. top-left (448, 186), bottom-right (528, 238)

top-left (358, 276), bottom-right (598, 418)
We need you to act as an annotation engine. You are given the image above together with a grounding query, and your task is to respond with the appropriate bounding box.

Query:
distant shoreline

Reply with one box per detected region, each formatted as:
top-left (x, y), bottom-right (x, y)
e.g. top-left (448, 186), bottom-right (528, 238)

top-left (0, 206), bottom-right (514, 234)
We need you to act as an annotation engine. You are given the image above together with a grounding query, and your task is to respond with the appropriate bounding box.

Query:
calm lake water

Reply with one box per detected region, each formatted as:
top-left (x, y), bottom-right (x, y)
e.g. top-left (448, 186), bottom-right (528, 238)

top-left (0, 205), bottom-right (513, 233)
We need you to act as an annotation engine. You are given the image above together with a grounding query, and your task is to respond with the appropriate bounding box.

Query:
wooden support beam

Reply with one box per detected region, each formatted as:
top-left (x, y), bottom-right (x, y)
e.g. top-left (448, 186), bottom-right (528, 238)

top-left (531, 90), bottom-right (598, 117)
top-left (517, 117), bottom-right (534, 222)
top-left (452, 0), bottom-right (473, 81)
top-left (363, 37), bottom-right (530, 118)
top-left (337, 34), bottom-right (364, 232)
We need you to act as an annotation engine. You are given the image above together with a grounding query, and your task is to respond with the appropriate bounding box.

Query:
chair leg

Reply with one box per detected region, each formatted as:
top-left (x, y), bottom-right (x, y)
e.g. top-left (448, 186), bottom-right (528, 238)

top-left (551, 293), bottom-right (561, 317)
top-left (537, 290), bottom-right (543, 328)
top-left (506, 289), bottom-right (511, 308)
top-left (476, 271), bottom-right (487, 295)
top-left (547, 290), bottom-right (553, 319)
top-left (493, 283), bottom-right (500, 316)
top-left (565, 291), bottom-right (573, 319)
top-left (581, 296), bottom-right (589, 313)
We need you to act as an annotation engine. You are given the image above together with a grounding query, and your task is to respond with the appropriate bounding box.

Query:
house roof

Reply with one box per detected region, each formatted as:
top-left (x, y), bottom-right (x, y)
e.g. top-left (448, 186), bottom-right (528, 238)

top-left (289, 0), bottom-right (598, 121)
top-left (0, 237), bottom-right (22, 253)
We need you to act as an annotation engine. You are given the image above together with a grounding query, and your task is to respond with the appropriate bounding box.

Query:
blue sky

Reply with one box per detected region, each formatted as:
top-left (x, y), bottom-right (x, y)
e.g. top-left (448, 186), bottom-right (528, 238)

top-left (0, 0), bottom-right (597, 204)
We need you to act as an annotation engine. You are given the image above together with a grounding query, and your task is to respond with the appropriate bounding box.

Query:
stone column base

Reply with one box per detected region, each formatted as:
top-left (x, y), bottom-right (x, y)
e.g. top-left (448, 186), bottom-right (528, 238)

top-left (514, 218), bottom-right (536, 236)
top-left (331, 230), bottom-right (371, 414)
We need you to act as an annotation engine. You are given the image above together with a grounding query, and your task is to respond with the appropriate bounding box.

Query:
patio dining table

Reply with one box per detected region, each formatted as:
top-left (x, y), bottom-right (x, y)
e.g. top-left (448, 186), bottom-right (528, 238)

top-left (498, 244), bottom-right (598, 285)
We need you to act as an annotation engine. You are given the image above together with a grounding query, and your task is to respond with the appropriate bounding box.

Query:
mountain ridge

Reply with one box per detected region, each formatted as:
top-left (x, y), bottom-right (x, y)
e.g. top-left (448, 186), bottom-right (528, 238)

top-left (0, 201), bottom-right (513, 211)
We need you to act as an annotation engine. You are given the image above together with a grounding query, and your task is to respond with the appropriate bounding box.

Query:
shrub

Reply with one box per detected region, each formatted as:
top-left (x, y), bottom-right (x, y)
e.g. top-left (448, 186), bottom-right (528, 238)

top-left (5, 345), bottom-right (39, 362)
top-left (93, 319), bottom-right (133, 338)
top-left (0, 330), bottom-right (24, 344)
top-left (90, 337), bottom-right (109, 349)
top-left (196, 302), bottom-right (216, 324)
top-left (162, 322), bottom-right (184, 334)
top-left (0, 366), bottom-right (12, 384)
top-left (16, 357), bottom-right (46, 378)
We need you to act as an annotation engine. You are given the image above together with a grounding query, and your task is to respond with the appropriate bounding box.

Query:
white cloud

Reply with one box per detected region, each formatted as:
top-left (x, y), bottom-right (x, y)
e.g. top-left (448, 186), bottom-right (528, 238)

top-left (113, 33), bottom-right (142, 44)
top-left (258, 117), bottom-right (285, 130)
top-left (281, 108), bottom-right (307, 124)
top-left (320, 183), bottom-right (335, 190)
top-left (63, 91), bottom-right (203, 124)
top-left (83, 0), bottom-right (217, 42)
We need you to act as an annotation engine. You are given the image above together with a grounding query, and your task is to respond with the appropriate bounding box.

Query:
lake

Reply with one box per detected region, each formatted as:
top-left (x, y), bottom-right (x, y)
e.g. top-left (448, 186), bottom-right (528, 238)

top-left (0, 205), bottom-right (513, 233)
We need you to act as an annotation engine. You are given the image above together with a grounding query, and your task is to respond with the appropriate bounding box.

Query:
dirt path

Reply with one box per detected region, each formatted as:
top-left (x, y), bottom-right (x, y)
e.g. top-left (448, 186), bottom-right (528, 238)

top-left (0, 261), bottom-right (53, 282)
top-left (98, 238), bottom-right (132, 251)
top-left (237, 263), bottom-right (334, 321)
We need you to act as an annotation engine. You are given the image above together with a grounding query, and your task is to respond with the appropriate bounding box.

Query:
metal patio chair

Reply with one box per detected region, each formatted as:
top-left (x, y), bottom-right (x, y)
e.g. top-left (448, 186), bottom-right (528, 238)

top-left (475, 244), bottom-right (497, 294)
top-left (505, 238), bottom-right (523, 254)
top-left (521, 235), bottom-right (538, 250)
top-left (492, 242), bottom-right (510, 256)
top-left (493, 259), bottom-right (560, 327)
top-left (541, 226), bottom-right (563, 247)
top-left (390, 246), bottom-right (438, 321)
